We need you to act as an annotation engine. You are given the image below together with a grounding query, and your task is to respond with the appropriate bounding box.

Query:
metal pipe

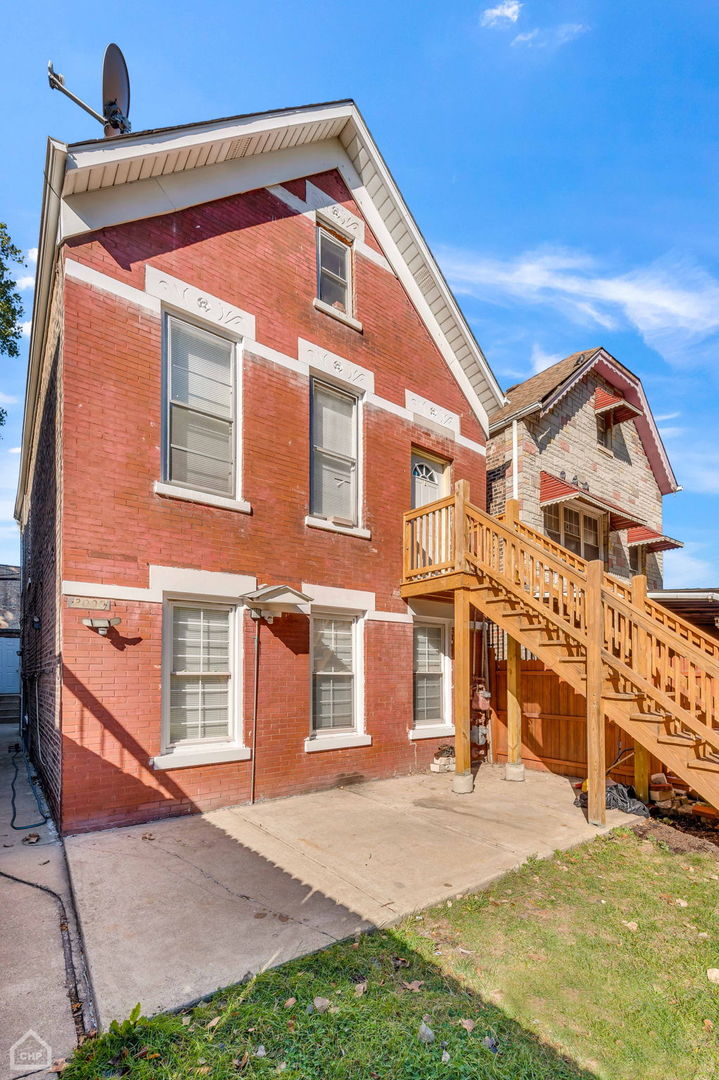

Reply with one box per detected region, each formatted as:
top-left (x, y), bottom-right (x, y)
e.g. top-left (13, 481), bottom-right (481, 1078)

top-left (511, 419), bottom-right (519, 500)
top-left (250, 615), bottom-right (261, 805)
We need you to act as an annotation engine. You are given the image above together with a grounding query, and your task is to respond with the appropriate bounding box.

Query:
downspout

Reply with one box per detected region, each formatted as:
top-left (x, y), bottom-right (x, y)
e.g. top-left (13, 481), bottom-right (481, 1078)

top-left (511, 419), bottom-right (519, 501)
top-left (250, 613), bottom-right (261, 805)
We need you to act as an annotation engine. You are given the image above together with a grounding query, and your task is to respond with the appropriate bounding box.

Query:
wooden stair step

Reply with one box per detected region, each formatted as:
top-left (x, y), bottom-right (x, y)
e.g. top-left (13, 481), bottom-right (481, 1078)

top-left (557, 656), bottom-right (585, 664)
top-left (602, 691), bottom-right (637, 701)
top-left (539, 640), bottom-right (570, 648)
top-left (657, 734), bottom-right (701, 746)
top-left (687, 758), bottom-right (719, 773)
top-left (629, 712), bottom-right (666, 721)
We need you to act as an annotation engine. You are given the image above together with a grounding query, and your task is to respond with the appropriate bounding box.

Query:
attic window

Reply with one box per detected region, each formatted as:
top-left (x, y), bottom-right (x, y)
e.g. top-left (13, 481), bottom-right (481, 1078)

top-left (317, 227), bottom-right (352, 316)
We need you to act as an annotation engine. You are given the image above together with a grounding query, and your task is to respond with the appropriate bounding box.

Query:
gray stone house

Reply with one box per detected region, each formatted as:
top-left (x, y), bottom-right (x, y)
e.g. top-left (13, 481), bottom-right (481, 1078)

top-left (486, 348), bottom-right (682, 591)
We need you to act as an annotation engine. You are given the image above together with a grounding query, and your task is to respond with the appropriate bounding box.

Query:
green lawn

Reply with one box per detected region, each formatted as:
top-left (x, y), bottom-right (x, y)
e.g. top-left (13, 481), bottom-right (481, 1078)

top-left (64, 827), bottom-right (719, 1080)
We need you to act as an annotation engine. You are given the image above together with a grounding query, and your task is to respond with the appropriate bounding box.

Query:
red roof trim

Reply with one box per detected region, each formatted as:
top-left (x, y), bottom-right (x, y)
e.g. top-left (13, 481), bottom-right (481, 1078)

top-left (627, 526), bottom-right (684, 553)
top-left (539, 471), bottom-right (644, 531)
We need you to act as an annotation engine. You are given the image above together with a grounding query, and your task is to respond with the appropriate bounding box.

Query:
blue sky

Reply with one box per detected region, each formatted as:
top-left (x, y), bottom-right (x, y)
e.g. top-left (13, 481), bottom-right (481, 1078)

top-left (2, 0), bottom-right (719, 584)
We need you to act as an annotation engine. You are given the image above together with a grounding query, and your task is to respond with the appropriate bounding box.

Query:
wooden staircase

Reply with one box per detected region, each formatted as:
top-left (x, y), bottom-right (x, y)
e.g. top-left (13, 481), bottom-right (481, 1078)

top-left (400, 482), bottom-right (719, 823)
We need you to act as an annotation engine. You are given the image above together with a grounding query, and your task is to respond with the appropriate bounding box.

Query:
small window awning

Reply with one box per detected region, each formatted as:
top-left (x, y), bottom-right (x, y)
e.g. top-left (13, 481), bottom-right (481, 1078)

top-left (594, 387), bottom-right (642, 425)
top-left (539, 471), bottom-right (644, 531)
top-left (627, 526), bottom-right (684, 553)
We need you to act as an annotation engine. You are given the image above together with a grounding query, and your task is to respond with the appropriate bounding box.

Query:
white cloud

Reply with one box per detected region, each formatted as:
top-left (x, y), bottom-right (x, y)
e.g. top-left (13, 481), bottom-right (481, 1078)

top-left (27, 247), bottom-right (38, 265)
top-left (481, 1), bottom-right (522, 27)
top-left (655, 411), bottom-right (681, 422)
top-left (512, 29), bottom-right (538, 45)
top-left (439, 244), bottom-right (719, 367)
top-left (666, 446), bottom-right (719, 495)
top-left (17, 275), bottom-right (34, 291)
top-left (663, 545), bottom-right (717, 588)
top-left (512, 22), bottom-right (590, 48)
top-left (530, 343), bottom-right (563, 373)
top-left (658, 425), bottom-right (684, 440)
top-left (8, 447), bottom-right (20, 454)
top-left (0, 392), bottom-right (18, 406)
top-left (21, 321), bottom-right (31, 337)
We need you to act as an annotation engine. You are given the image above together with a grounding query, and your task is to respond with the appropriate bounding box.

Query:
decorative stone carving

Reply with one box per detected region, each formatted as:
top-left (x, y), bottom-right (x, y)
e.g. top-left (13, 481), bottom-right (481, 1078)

top-left (298, 338), bottom-right (375, 394)
top-left (145, 266), bottom-right (256, 338)
top-left (405, 391), bottom-right (460, 435)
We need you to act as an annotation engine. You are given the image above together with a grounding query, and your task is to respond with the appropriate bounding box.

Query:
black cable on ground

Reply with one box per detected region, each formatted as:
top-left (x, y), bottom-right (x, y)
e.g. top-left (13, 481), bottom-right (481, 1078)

top-left (9, 749), bottom-right (49, 830)
top-left (0, 867), bottom-right (87, 1044)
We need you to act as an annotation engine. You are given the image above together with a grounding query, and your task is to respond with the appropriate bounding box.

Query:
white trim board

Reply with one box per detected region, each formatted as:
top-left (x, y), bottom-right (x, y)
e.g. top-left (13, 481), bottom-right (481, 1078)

top-left (63, 566), bottom-right (258, 605)
top-left (59, 261), bottom-right (486, 459)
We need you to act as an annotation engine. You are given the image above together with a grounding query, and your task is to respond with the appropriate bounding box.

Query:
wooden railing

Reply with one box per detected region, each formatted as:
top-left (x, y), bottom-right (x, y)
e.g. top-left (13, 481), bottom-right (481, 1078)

top-left (402, 488), bottom-right (719, 765)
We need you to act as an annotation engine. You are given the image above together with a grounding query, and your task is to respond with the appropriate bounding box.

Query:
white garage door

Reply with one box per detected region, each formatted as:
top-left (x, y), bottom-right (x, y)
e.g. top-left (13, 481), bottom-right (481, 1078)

top-left (0, 637), bottom-right (20, 694)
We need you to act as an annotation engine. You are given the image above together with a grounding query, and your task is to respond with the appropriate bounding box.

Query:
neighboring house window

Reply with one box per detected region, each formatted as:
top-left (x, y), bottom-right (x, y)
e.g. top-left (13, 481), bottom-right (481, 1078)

top-left (543, 504), bottom-right (602, 561)
top-left (597, 414), bottom-right (614, 451)
top-left (168, 603), bottom-right (233, 746)
top-left (166, 316), bottom-right (236, 496)
top-left (413, 624), bottom-right (445, 727)
top-left (312, 615), bottom-right (356, 731)
top-left (311, 380), bottom-right (358, 526)
top-left (317, 227), bottom-right (351, 315)
top-left (629, 545), bottom-right (646, 575)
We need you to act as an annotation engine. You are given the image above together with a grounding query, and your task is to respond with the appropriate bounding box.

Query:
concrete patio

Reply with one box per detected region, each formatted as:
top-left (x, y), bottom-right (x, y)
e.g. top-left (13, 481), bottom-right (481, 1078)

top-left (64, 766), bottom-right (636, 1028)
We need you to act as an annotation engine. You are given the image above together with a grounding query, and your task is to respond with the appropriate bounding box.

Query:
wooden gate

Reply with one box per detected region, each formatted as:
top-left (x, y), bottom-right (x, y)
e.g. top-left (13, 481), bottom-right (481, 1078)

top-left (490, 659), bottom-right (662, 784)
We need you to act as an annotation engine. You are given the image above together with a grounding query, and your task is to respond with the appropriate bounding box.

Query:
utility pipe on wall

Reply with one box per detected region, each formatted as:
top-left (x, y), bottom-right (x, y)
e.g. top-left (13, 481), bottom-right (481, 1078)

top-left (250, 614), bottom-right (261, 805)
top-left (511, 419), bottom-right (519, 501)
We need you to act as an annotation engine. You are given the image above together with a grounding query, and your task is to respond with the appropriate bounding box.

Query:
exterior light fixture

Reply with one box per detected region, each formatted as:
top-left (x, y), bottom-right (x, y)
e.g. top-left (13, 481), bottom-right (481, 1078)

top-left (82, 617), bottom-right (121, 636)
top-left (32, 615), bottom-right (41, 630)
top-left (241, 585), bottom-right (312, 624)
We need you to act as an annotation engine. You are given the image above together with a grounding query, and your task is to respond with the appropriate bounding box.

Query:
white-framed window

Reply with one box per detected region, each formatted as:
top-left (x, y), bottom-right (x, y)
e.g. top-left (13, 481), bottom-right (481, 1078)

top-left (543, 503), bottom-right (602, 562)
top-left (413, 623), bottom-right (446, 727)
top-left (166, 601), bottom-right (235, 748)
top-left (597, 413), bottom-right (614, 451)
top-left (317, 226), bottom-right (352, 315)
top-left (310, 379), bottom-right (359, 527)
top-left (164, 315), bottom-right (238, 498)
top-left (629, 544), bottom-right (646, 575)
top-left (311, 614), bottom-right (357, 732)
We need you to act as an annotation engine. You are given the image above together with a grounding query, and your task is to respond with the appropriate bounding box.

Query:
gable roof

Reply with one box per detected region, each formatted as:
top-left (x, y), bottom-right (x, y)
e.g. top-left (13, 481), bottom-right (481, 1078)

top-left (489, 347), bottom-right (679, 496)
top-left (16, 101), bottom-right (505, 520)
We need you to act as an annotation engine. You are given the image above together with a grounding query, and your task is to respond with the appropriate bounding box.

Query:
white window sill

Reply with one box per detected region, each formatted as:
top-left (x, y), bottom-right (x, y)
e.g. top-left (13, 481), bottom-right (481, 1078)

top-left (151, 745), bottom-right (251, 770)
top-left (154, 481), bottom-right (252, 514)
top-left (304, 732), bottom-right (372, 753)
top-left (305, 515), bottom-right (371, 540)
top-left (313, 298), bottom-right (363, 333)
top-left (409, 724), bottom-right (455, 741)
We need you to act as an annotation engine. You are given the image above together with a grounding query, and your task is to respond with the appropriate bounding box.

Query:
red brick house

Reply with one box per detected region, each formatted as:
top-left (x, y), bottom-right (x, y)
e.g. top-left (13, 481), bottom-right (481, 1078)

top-left (16, 100), bottom-right (505, 833)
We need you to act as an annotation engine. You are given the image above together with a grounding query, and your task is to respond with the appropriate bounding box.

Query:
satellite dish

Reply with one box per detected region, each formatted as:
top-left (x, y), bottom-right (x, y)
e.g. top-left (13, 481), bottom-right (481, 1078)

top-left (102, 44), bottom-right (131, 137)
top-left (48, 43), bottom-right (131, 137)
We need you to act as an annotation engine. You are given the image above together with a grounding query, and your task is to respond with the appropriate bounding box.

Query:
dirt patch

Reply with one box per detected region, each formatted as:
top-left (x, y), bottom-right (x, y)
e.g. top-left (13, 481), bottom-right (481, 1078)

top-left (632, 817), bottom-right (719, 859)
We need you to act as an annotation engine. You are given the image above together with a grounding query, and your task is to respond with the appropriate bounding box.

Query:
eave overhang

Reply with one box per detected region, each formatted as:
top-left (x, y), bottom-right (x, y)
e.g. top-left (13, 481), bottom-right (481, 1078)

top-left (627, 526), bottom-right (683, 553)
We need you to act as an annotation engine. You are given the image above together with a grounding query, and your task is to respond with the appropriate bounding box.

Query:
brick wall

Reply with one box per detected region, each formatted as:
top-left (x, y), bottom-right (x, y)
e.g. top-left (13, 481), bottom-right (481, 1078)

top-left (21, 321), bottom-right (63, 816)
top-left (488, 371), bottom-right (665, 588)
top-left (57, 169), bottom-right (486, 832)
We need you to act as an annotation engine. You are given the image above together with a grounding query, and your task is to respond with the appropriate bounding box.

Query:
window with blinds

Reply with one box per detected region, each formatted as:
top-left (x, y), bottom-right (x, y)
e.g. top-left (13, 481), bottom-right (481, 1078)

top-left (169, 603), bottom-right (232, 746)
top-left (317, 227), bottom-right (351, 314)
top-left (166, 316), bottom-right (235, 496)
top-left (413, 624), bottom-right (445, 727)
top-left (311, 381), bottom-right (358, 525)
top-left (312, 615), bottom-right (356, 731)
top-left (542, 504), bottom-right (602, 562)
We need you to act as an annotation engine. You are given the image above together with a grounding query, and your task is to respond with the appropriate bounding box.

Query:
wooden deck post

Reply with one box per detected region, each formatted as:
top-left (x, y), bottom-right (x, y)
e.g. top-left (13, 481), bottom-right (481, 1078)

top-left (452, 586), bottom-right (473, 794)
top-left (505, 498), bottom-right (520, 528)
top-left (505, 634), bottom-right (525, 781)
top-left (586, 559), bottom-right (606, 826)
top-left (631, 573), bottom-right (651, 802)
top-left (454, 479), bottom-right (469, 571)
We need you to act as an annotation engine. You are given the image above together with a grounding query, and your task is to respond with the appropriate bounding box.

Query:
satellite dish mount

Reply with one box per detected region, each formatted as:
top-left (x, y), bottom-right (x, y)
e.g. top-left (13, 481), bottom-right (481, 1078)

top-left (48, 43), bottom-right (131, 137)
